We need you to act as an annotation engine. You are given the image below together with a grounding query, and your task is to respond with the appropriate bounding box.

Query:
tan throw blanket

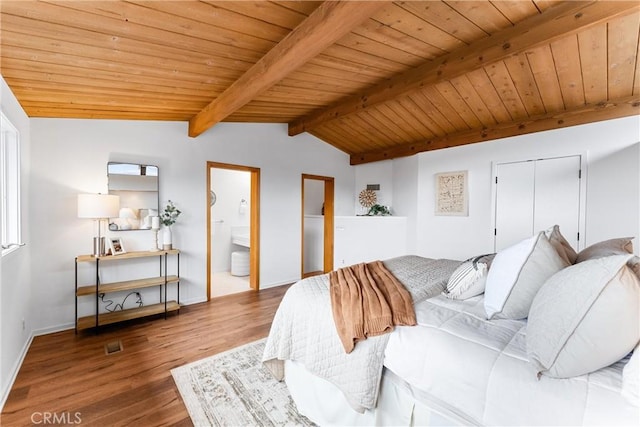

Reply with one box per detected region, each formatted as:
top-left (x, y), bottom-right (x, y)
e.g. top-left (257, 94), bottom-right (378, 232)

top-left (329, 260), bottom-right (416, 353)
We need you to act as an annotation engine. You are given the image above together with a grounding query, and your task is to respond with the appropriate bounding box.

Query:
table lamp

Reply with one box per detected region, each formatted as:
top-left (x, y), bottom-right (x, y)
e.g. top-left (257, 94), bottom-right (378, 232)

top-left (77, 193), bottom-right (120, 256)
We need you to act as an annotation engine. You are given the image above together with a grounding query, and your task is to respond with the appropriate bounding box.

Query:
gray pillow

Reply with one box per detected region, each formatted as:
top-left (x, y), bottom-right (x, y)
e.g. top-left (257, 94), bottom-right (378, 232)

top-left (527, 254), bottom-right (640, 378)
top-left (575, 237), bottom-right (634, 263)
top-left (545, 225), bottom-right (577, 264)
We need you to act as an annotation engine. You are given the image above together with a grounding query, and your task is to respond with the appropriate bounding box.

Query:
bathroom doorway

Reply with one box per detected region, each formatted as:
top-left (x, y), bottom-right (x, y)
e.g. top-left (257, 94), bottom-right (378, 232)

top-left (301, 174), bottom-right (334, 278)
top-left (207, 162), bottom-right (260, 300)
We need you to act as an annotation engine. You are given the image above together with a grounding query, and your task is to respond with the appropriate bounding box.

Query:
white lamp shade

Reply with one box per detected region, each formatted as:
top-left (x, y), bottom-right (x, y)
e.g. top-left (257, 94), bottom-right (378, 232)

top-left (77, 194), bottom-right (120, 219)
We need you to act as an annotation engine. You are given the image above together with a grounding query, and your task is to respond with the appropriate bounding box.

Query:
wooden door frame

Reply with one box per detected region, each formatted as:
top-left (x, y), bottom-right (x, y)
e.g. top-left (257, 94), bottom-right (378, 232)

top-left (301, 174), bottom-right (334, 278)
top-left (207, 161), bottom-right (260, 300)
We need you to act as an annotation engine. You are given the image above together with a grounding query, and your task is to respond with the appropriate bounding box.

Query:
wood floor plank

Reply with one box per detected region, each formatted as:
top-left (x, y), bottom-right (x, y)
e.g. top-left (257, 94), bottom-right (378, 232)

top-left (1, 285), bottom-right (290, 426)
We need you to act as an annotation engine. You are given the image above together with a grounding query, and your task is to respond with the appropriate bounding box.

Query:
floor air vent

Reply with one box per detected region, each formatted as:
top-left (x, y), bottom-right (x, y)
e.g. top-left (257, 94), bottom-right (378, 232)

top-left (104, 340), bottom-right (123, 355)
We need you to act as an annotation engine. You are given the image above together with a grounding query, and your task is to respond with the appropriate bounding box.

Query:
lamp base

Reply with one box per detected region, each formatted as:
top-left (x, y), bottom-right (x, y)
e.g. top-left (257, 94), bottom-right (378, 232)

top-left (93, 237), bottom-right (106, 257)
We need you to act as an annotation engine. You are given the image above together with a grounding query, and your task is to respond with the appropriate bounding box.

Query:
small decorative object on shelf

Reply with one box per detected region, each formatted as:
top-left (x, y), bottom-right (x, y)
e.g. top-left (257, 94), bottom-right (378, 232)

top-left (161, 200), bottom-right (182, 250)
top-left (150, 216), bottom-right (160, 252)
top-left (358, 189), bottom-right (377, 209)
top-left (365, 204), bottom-right (392, 216)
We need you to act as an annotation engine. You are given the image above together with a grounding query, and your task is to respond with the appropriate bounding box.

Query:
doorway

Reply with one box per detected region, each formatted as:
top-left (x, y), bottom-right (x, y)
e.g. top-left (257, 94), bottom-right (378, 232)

top-left (301, 174), bottom-right (334, 278)
top-left (207, 162), bottom-right (260, 300)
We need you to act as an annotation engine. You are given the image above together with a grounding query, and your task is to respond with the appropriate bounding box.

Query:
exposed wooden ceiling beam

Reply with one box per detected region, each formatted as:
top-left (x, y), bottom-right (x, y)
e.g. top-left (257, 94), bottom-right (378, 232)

top-left (289, 1), bottom-right (640, 136)
top-left (349, 96), bottom-right (640, 165)
top-left (188, 1), bottom-right (389, 138)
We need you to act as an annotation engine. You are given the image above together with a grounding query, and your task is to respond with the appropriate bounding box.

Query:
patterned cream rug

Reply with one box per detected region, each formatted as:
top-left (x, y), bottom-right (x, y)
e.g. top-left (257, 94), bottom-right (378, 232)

top-left (171, 338), bottom-right (315, 427)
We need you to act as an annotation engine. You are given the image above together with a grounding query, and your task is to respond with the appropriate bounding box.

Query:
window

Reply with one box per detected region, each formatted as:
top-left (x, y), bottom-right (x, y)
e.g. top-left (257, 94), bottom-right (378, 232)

top-left (1, 111), bottom-right (21, 255)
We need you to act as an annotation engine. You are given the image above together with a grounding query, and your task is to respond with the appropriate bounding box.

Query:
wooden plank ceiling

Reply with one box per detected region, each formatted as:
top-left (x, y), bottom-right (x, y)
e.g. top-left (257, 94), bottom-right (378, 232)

top-left (1, 1), bottom-right (639, 164)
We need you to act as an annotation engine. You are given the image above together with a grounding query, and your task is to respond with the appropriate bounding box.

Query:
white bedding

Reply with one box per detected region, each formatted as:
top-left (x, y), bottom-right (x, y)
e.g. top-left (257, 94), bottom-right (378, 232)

top-left (269, 255), bottom-right (639, 425)
top-left (384, 294), bottom-right (640, 426)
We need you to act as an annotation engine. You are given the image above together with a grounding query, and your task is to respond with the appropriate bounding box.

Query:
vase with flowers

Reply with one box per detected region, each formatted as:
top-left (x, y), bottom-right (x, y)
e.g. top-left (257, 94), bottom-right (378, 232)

top-left (161, 200), bottom-right (182, 250)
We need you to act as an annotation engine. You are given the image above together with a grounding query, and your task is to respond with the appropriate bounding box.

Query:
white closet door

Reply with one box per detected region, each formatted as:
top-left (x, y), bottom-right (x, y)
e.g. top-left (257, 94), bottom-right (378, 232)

top-left (495, 161), bottom-right (535, 251)
top-left (533, 156), bottom-right (581, 250)
top-left (494, 156), bottom-right (581, 252)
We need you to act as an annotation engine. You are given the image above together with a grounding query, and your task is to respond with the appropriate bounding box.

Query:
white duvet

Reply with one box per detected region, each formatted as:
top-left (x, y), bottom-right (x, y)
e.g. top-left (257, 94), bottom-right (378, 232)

top-left (385, 294), bottom-right (640, 426)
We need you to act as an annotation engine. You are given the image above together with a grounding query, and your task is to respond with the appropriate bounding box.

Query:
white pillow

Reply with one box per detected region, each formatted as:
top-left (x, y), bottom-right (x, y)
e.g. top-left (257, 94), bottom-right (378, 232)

top-left (527, 254), bottom-right (640, 378)
top-left (443, 259), bottom-right (488, 300)
top-left (622, 345), bottom-right (640, 406)
top-left (484, 232), bottom-right (568, 319)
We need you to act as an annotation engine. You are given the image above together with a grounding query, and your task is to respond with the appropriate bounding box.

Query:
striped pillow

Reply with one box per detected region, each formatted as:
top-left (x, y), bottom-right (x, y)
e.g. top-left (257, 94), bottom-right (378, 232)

top-left (443, 255), bottom-right (492, 300)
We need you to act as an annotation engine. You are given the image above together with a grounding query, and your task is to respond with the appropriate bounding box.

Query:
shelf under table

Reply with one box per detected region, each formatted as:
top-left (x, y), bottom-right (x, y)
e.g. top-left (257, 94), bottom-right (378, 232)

top-left (77, 301), bottom-right (180, 330)
top-left (76, 275), bottom-right (179, 296)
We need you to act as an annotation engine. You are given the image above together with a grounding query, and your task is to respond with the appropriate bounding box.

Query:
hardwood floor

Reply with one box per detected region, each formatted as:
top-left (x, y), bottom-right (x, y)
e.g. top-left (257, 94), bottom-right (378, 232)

top-left (1, 285), bottom-right (289, 426)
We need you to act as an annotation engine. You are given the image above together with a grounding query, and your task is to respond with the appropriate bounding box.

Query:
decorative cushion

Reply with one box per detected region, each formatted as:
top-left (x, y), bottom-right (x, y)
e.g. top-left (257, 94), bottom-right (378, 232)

top-left (484, 232), bottom-right (568, 320)
top-left (575, 237), bottom-right (634, 263)
top-left (622, 344), bottom-right (640, 406)
top-left (527, 254), bottom-right (640, 378)
top-left (443, 254), bottom-right (495, 300)
top-left (545, 224), bottom-right (578, 264)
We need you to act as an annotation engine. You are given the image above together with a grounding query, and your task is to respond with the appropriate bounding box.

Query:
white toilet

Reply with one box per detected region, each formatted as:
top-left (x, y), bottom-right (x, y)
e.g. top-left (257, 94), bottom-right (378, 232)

top-left (231, 251), bottom-right (250, 276)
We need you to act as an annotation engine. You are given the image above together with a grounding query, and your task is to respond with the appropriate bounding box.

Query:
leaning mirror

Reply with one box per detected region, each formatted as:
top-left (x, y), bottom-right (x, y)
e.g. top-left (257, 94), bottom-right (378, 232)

top-left (107, 162), bottom-right (159, 231)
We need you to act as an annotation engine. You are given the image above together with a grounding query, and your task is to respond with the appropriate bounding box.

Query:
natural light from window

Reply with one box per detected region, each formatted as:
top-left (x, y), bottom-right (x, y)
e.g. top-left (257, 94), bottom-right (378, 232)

top-left (1, 111), bottom-right (22, 256)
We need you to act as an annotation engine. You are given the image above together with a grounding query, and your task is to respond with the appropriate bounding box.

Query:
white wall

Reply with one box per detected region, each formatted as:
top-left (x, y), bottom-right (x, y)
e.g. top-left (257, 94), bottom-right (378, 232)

top-left (0, 77), bottom-right (32, 407)
top-left (355, 156), bottom-right (419, 252)
top-left (354, 160), bottom-right (393, 215)
top-left (28, 118), bottom-right (355, 334)
top-left (411, 116), bottom-right (640, 260)
top-left (334, 216), bottom-right (407, 267)
top-left (392, 155), bottom-right (419, 254)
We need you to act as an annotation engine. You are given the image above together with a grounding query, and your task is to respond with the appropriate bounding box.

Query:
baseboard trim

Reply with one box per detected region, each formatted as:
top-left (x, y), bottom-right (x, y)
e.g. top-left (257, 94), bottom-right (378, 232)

top-left (260, 278), bottom-right (299, 289)
top-left (0, 332), bottom-right (34, 412)
top-left (179, 296), bottom-right (207, 305)
top-left (33, 322), bottom-right (75, 337)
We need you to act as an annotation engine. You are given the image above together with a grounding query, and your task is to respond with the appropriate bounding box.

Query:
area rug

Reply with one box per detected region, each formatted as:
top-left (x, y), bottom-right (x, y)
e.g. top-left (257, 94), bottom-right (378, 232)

top-left (171, 338), bottom-right (315, 426)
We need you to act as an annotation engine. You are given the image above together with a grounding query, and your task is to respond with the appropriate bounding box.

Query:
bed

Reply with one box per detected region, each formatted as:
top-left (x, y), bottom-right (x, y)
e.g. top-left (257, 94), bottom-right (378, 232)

top-left (262, 233), bottom-right (640, 426)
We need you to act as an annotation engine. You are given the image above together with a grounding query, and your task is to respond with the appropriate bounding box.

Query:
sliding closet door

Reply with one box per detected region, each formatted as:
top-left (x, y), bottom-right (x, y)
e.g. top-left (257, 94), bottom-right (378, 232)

top-left (494, 156), bottom-right (581, 252)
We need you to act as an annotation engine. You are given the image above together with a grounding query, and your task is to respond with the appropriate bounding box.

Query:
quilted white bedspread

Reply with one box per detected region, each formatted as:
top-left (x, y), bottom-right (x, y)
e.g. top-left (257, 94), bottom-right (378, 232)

top-left (262, 256), bottom-right (460, 413)
top-left (384, 294), bottom-right (640, 426)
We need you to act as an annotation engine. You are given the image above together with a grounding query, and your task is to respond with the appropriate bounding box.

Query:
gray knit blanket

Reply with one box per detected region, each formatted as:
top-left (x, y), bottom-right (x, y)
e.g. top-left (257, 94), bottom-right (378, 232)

top-left (262, 256), bottom-right (460, 413)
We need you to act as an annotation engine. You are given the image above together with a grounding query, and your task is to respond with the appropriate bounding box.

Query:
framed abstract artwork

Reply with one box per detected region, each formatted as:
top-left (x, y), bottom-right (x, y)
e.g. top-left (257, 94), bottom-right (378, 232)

top-left (435, 170), bottom-right (468, 216)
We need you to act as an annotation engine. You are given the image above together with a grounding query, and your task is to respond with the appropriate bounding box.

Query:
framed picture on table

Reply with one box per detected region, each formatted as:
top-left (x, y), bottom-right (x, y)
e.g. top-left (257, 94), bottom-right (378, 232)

top-left (109, 237), bottom-right (126, 255)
